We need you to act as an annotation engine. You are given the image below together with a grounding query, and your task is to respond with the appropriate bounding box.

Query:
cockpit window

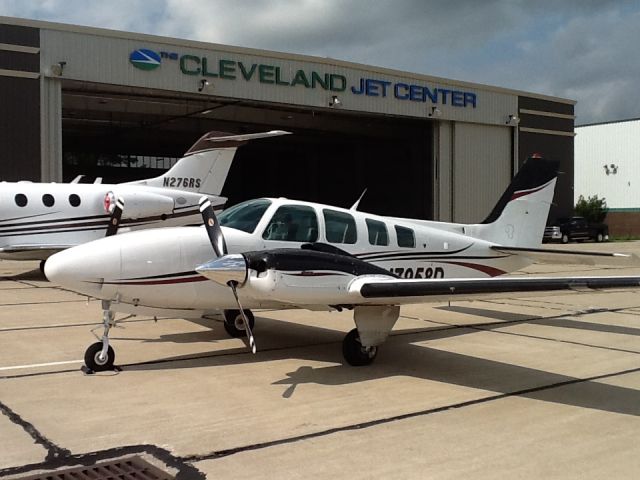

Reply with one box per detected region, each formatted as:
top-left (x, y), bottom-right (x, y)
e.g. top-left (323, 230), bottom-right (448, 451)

top-left (366, 218), bottom-right (389, 246)
top-left (263, 205), bottom-right (318, 242)
top-left (323, 209), bottom-right (357, 244)
top-left (218, 199), bottom-right (272, 233)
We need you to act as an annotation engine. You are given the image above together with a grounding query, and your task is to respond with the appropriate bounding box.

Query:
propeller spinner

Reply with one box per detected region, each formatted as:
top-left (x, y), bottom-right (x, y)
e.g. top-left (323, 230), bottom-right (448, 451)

top-left (196, 196), bottom-right (256, 353)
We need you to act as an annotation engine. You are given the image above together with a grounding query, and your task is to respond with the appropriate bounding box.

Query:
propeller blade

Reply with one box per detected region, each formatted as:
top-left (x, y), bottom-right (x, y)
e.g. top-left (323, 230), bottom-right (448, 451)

top-left (199, 196), bottom-right (227, 257)
top-left (105, 197), bottom-right (124, 237)
top-left (229, 281), bottom-right (256, 354)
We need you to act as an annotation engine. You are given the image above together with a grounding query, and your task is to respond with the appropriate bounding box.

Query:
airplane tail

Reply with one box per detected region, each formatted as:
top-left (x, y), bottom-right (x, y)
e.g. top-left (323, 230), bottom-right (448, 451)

top-left (129, 130), bottom-right (290, 194)
top-left (466, 155), bottom-right (560, 248)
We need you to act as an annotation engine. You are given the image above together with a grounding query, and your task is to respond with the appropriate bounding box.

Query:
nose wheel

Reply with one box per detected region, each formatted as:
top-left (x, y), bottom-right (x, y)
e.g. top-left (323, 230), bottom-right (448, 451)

top-left (342, 328), bottom-right (378, 366)
top-left (223, 309), bottom-right (255, 337)
top-left (83, 300), bottom-right (118, 373)
top-left (84, 342), bottom-right (115, 371)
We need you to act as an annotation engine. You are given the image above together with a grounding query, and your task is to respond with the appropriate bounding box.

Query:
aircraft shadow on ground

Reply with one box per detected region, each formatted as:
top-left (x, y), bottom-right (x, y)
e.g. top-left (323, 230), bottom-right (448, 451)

top-left (0, 268), bottom-right (45, 281)
top-left (439, 305), bottom-right (640, 337)
top-left (123, 310), bottom-right (640, 417)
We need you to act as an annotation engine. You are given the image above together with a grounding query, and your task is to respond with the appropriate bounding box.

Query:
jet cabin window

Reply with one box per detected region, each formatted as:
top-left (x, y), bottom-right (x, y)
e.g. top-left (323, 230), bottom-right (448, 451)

top-left (395, 225), bottom-right (416, 248)
top-left (218, 199), bottom-right (272, 234)
top-left (69, 194), bottom-right (81, 207)
top-left (42, 194), bottom-right (54, 207)
top-left (14, 194), bottom-right (27, 207)
top-left (323, 209), bottom-right (357, 244)
top-left (366, 218), bottom-right (389, 246)
top-left (263, 205), bottom-right (319, 242)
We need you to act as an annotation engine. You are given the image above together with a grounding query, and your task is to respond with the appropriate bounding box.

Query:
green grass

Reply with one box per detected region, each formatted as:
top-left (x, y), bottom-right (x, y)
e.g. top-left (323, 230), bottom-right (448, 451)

top-left (609, 234), bottom-right (640, 242)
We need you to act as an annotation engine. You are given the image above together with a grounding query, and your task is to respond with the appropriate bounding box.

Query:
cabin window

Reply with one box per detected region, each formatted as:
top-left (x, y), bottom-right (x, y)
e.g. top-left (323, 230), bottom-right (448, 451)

top-left (263, 205), bottom-right (318, 242)
top-left (42, 194), bottom-right (54, 207)
top-left (323, 209), bottom-right (357, 244)
top-left (395, 225), bottom-right (416, 248)
top-left (69, 194), bottom-right (81, 207)
top-left (218, 199), bottom-right (271, 234)
top-left (14, 194), bottom-right (27, 207)
top-left (366, 218), bottom-right (389, 246)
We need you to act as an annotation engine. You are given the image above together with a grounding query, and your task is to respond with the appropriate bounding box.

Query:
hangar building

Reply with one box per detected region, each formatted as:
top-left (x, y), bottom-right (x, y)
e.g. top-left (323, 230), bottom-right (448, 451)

top-left (0, 16), bottom-right (575, 222)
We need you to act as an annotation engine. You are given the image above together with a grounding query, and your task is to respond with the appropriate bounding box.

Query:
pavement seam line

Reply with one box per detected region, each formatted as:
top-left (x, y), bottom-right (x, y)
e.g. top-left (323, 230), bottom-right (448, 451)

top-left (179, 365), bottom-right (640, 464)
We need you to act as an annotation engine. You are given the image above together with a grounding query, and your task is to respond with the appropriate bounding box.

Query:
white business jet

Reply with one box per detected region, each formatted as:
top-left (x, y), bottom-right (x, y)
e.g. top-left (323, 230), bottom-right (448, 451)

top-left (0, 130), bottom-right (290, 268)
top-left (45, 155), bottom-right (640, 371)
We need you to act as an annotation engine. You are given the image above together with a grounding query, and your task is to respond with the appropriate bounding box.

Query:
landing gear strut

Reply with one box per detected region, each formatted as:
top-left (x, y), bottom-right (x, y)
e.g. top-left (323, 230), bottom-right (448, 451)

top-left (223, 309), bottom-right (255, 338)
top-left (84, 300), bottom-right (117, 372)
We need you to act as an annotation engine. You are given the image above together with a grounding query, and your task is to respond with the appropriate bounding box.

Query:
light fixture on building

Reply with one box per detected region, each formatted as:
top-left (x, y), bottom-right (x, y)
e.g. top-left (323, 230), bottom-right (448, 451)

top-left (429, 106), bottom-right (442, 117)
top-left (506, 114), bottom-right (520, 126)
top-left (329, 95), bottom-right (342, 107)
top-left (49, 61), bottom-right (66, 77)
top-left (604, 163), bottom-right (618, 175)
top-left (198, 79), bottom-right (210, 92)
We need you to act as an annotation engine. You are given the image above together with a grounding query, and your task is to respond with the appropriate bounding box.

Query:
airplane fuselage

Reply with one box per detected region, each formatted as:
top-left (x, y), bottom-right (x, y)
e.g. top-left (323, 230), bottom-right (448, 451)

top-left (45, 197), bottom-right (530, 315)
top-left (0, 182), bottom-right (223, 260)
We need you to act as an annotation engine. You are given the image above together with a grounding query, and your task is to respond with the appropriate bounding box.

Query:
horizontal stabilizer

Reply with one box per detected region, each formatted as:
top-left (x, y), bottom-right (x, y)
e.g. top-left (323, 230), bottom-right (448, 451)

top-left (204, 130), bottom-right (291, 143)
top-left (491, 245), bottom-right (640, 267)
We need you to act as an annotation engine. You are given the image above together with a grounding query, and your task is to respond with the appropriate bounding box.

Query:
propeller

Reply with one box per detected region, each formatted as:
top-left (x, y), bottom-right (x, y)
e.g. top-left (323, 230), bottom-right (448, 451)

top-left (197, 196), bottom-right (256, 354)
top-left (105, 197), bottom-right (124, 237)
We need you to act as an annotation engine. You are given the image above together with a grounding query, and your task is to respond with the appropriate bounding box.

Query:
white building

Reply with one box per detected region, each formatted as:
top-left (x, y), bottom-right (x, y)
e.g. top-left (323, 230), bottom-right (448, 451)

top-left (575, 119), bottom-right (640, 235)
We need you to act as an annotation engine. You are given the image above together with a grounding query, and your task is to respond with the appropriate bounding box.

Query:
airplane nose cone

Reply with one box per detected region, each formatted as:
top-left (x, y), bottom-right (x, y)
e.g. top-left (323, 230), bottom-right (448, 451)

top-left (45, 240), bottom-right (120, 297)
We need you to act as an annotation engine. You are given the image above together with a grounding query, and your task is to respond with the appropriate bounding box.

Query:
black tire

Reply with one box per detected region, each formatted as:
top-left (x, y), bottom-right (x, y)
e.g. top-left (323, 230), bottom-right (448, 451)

top-left (84, 341), bottom-right (115, 372)
top-left (561, 234), bottom-right (569, 244)
top-left (39, 260), bottom-right (46, 275)
top-left (342, 328), bottom-right (378, 366)
top-left (223, 309), bottom-right (255, 338)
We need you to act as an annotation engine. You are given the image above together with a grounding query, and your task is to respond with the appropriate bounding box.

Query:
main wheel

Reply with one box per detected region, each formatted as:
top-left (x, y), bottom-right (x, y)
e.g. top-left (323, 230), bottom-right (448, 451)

top-left (223, 309), bottom-right (255, 338)
top-left (561, 234), bottom-right (569, 244)
top-left (84, 341), bottom-right (115, 372)
top-left (342, 328), bottom-right (378, 366)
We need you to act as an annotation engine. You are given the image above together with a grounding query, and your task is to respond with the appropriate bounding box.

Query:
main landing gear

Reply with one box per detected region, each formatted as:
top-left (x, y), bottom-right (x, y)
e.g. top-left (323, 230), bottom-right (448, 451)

top-left (342, 305), bottom-right (400, 366)
top-left (223, 309), bottom-right (255, 337)
top-left (83, 300), bottom-right (117, 373)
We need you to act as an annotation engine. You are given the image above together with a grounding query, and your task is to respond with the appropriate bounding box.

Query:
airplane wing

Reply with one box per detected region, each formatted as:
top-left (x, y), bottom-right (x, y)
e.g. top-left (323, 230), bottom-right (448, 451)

top-left (491, 245), bottom-right (640, 267)
top-left (347, 274), bottom-right (640, 305)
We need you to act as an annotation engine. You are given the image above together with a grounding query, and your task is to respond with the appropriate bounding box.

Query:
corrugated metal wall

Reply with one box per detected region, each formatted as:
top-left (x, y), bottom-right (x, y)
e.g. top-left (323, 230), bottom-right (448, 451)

top-left (452, 123), bottom-right (512, 223)
top-left (575, 120), bottom-right (640, 210)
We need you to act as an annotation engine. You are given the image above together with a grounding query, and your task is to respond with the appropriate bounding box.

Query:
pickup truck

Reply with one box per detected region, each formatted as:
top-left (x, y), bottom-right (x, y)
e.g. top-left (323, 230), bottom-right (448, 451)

top-left (543, 216), bottom-right (609, 243)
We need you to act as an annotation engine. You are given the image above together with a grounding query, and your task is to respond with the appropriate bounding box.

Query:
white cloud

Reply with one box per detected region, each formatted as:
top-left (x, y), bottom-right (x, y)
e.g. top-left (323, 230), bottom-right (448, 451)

top-left (1, 0), bottom-right (639, 122)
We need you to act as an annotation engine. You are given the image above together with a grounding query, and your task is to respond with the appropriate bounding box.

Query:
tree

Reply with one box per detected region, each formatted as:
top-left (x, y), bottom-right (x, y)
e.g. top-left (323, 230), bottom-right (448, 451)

top-left (575, 195), bottom-right (608, 223)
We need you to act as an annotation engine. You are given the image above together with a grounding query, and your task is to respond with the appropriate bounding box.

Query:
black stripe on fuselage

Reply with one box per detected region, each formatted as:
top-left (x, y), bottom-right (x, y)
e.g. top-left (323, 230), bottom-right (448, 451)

top-left (355, 244), bottom-right (473, 260)
top-left (0, 205), bottom-right (214, 238)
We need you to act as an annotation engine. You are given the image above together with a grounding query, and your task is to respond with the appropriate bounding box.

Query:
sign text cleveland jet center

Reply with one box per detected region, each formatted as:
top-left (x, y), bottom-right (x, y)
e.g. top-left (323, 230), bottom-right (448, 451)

top-left (0, 16), bottom-right (575, 222)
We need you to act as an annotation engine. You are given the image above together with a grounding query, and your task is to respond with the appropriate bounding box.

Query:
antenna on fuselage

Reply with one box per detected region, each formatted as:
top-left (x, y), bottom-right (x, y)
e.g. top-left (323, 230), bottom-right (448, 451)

top-left (350, 188), bottom-right (367, 211)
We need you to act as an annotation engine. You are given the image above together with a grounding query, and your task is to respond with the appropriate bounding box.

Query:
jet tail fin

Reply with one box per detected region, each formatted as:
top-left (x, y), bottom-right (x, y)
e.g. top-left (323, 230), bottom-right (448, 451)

top-left (466, 156), bottom-right (560, 248)
top-left (129, 130), bottom-right (290, 195)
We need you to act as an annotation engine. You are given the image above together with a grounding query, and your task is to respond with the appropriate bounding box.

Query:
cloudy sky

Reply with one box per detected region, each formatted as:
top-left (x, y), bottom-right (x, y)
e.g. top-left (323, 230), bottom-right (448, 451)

top-left (1, 0), bottom-right (638, 124)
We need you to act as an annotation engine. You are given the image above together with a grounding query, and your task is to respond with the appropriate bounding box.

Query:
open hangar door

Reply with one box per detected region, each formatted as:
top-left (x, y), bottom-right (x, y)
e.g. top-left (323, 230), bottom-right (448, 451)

top-left (60, 81), bottom-right (434, 220)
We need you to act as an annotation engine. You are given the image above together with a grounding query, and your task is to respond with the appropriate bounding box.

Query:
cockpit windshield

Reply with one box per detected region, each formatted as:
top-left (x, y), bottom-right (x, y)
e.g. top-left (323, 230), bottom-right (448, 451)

top-left (217, 199), bottom-right (272, 233)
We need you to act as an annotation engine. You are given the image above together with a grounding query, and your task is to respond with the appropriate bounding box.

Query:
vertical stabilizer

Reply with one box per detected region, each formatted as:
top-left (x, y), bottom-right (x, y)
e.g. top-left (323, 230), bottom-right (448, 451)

top-left (466, 156), bottom-right (560, 247)
top-left (129, 130), bottom-right (290, 194)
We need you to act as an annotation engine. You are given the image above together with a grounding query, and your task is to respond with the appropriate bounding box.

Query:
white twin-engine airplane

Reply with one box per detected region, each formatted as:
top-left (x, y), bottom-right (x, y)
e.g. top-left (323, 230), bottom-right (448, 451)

top-left (0, 130), bottom-right (290, 267)
top-left (45, 155), bottom-right (640, 372)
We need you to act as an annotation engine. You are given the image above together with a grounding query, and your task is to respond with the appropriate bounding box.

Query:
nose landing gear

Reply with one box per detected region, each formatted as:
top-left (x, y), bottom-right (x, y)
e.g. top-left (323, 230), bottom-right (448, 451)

top-left (83, 301), bottom-right (117, 373)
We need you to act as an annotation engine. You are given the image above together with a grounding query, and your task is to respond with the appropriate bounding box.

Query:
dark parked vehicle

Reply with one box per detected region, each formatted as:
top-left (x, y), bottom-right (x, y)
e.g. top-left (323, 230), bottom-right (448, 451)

top-left (543, 216), bottom-right (608, 243)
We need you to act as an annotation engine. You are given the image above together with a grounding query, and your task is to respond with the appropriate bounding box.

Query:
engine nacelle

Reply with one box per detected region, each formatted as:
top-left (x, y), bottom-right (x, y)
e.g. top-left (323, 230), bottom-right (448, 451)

top-left (106, 191), bottom-right (175, 219)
